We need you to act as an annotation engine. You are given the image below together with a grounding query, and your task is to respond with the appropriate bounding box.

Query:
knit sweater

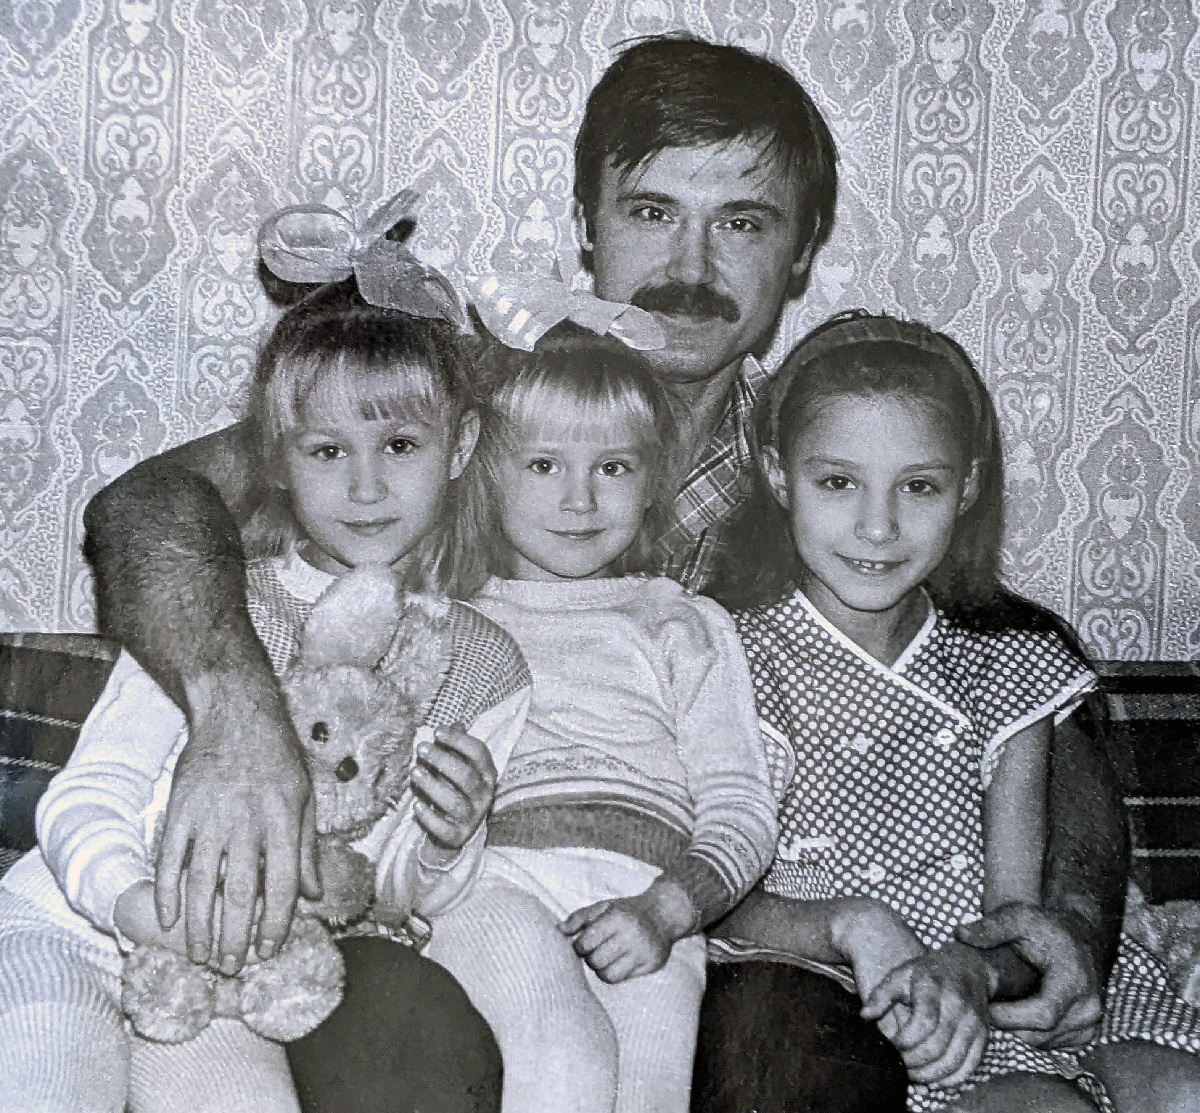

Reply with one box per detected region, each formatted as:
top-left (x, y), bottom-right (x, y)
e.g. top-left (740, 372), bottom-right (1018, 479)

top-left (474, 575), bottom-right (777, 926)
top-left (1, 553), bottom-right (531, 961)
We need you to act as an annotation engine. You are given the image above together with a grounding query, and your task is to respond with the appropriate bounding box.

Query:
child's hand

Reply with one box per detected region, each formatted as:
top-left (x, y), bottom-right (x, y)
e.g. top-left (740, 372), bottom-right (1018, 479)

top-left (860, 944), bottom-right (994, 1088)
top-left (559, 879), bottom-right (698, 984)
top-left (411, 725), bottom-right (497, 855)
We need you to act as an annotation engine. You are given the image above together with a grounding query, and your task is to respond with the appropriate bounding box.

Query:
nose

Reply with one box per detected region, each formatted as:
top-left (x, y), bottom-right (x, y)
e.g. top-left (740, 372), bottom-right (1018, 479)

top-left (348, 454), bottom-right (386, 504)
top-left (560, 470), bottom-right (597, 515)
top-left (335, 756), bottom-right (359, 782)
top-left (665, 217), bottom-right (715, 287)
top-left (855, 490), bottom-right (899, 545)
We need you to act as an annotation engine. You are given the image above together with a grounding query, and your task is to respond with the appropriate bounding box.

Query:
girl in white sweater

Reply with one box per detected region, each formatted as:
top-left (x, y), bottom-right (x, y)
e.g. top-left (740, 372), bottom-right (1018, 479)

top-left (0, 279), bottom-right (530, 1113)
top-left (419, 326), bottom-right (779, 1113)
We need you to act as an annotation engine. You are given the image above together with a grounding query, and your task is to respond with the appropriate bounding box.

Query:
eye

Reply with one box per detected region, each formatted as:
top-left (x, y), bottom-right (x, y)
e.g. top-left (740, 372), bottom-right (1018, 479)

top-left (721, 216), bottom-right (761, 234)
top-left (818, 474), bottom-right (855, 491)
top-left (598, 459), bottom-right (633, 477)
top-left (310, 443), bottom-right (344, 462)
top-left (527, 457), bottom-right (557, 475)
top-left (384, 436), bottom-right (418, 456)
top-left (904, 478), bottom-right (941, 495)
top-left (311, 721), bottom-right (330, 742)
top-left (631, 204), bottom-right (671, 224)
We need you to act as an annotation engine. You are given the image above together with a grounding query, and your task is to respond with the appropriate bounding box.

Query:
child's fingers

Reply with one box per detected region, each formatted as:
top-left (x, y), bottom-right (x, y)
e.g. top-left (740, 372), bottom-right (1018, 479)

top-left (933, 1025), bottom-right (988, 1090)
top-left (415, 744), bottom-right (489, 810)
top-left (889, 979), bottom-right (941, 1053)
top-left (579, 933), bottom-right (630, 972)
top-left (560, 901), bottom-right (613, 936)
top-left (861, 962), bottom-right (913, 1020)
top-left (411, 762), bottom-right (473, 824)
top-left (413, 797), bottom-right (463, 846)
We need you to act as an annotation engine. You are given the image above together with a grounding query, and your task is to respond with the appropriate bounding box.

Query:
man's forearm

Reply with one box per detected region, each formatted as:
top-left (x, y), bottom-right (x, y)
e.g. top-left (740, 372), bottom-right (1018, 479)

top-left (1043, 697), bottom-right (1129, 979)
top-left (83, 423), bottom-right (270, 710)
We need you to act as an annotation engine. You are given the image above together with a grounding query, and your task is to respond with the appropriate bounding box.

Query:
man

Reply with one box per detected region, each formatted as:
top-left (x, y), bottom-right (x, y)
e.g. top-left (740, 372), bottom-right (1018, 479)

top-left (85, 35), bottom-right (1127, 1113)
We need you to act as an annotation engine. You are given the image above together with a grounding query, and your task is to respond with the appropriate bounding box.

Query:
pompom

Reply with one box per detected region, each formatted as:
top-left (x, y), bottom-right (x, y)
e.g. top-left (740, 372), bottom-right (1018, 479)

top-left (239, 918), bottom-right (346, 1041)
top-left (298, 565), bottom-right (403, 669)
top-left (122, 946), bottom-right (216, 1043)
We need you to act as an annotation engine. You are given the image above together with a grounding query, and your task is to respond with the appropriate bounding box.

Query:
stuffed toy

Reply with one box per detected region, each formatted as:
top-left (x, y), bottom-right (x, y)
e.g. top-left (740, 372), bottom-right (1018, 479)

top-left (121, 564), bottom-right (451, 1043)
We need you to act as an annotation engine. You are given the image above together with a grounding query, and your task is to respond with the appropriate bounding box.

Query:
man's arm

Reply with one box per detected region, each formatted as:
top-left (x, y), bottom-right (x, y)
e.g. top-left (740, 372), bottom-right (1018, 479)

top-left (83, 421), bottom-right (319, 974)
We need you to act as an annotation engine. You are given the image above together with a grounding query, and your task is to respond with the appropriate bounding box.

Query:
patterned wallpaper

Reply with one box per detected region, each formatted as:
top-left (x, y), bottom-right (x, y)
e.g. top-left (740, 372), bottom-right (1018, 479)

top-left (0, 0), bottom-right (1198, 660)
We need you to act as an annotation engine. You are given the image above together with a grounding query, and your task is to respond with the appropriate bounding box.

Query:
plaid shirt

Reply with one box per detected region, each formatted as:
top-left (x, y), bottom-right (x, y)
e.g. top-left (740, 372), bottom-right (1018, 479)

top-left (652, 355), bottom-right (771, 593)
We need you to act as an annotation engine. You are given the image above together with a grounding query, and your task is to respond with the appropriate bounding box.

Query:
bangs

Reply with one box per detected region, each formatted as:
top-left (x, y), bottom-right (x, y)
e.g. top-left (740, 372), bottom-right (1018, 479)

top-left (494, 370), bottom-right (663, 455)
top-left (265, 350), bottom-right (446, 444)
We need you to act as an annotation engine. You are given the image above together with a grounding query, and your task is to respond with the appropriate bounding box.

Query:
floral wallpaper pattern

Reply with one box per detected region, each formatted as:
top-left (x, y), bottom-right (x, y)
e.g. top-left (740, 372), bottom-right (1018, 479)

top-left (0, 0), bottom-right (1198, 660)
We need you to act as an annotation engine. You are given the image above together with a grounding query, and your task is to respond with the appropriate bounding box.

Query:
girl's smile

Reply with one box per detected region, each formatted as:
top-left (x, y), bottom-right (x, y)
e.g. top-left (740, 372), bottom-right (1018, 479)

top-left (763, 392), bottom-right (978, 661)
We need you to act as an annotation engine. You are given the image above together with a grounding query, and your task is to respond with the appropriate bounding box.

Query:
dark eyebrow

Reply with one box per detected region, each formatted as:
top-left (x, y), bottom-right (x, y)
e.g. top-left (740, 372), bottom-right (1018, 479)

top-left (615, 190), bottom-right (784, 223)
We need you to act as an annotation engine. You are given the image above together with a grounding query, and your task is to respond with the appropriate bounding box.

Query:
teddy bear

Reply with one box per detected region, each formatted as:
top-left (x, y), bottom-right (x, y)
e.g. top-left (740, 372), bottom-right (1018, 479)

top-left (121, 564), bottom-right (452, 1043)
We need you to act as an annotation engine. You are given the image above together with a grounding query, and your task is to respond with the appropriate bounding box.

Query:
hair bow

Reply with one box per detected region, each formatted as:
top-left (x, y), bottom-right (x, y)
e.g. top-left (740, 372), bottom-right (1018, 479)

top-left (464, 273), bottom-right (665, 353)
top-left (257, 190), bottom-right (467, 328)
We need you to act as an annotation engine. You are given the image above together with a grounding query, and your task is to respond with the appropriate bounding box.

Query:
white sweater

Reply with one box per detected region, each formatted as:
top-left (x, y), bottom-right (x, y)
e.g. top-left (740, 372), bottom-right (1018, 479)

top-left (475, 574), bottom-right (777, 925)
top-left (1, 554), bottom-right (531, 963)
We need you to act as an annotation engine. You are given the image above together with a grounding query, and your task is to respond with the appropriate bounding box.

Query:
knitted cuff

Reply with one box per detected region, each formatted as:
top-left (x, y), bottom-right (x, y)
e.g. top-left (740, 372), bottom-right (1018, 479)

top-left (661, 854), bottom-right (736, 930)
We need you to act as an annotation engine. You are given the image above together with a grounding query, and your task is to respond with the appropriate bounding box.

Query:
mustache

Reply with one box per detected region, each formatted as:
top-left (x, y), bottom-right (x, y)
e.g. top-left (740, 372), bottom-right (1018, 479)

top-left (629, 283), bottom-right (740, 323)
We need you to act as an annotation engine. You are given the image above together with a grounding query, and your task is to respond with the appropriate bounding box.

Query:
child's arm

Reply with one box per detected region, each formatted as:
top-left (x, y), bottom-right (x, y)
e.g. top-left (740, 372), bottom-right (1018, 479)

top-left (36, 652), bottom-right (189, 949)
top-left (356, 686), bottom-right (531, 919)
top-left (983, 718), bottom-right (1051, 913)
top-left (856, 717), bottom-right (1053, 1086)
top-left (564, 596), bottom-right (778, 982)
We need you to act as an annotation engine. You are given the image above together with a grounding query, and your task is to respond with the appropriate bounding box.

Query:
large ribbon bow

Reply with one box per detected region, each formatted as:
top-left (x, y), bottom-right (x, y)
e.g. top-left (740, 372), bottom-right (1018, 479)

top-left (465, 272), bottom-right (664, 353)
top-left (257, 190), bottom-right (467, 328)
top-left (256, 190), bottom-right (665, 353)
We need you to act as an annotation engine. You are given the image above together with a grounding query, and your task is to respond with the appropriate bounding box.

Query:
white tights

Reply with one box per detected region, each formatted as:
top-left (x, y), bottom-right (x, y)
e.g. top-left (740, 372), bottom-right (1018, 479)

top-left (424, 848), bottom-right (707, 1113)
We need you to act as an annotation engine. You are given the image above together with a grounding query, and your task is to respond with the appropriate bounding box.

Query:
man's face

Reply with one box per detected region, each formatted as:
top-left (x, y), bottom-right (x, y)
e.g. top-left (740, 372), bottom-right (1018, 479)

top-left (584, 140), bottom-right (813, 386)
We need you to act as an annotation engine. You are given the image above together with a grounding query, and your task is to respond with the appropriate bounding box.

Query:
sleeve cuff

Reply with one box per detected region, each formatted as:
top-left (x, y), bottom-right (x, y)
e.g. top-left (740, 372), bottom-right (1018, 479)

top-left (661, 854), bottom-right (736, 930)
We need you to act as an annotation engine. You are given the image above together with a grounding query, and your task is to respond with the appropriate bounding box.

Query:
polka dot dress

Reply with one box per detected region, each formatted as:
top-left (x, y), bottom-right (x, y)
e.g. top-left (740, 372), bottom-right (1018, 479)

top-left (735, 588), bottom-right (1200, 1112)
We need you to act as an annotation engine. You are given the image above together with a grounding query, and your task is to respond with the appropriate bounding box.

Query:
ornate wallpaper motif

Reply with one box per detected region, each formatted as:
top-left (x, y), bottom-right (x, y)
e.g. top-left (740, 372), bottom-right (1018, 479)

top-left (1, 0), bottom-right (1198, 660)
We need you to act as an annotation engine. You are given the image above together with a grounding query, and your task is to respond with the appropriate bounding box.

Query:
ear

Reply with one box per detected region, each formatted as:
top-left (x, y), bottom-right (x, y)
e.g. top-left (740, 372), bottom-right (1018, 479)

top-left (298, 566), bottom-right (404, 670)
top-left (759, 445), bottom-right (790, 510)
top-left (958, 458), bottom-right (981, 516)
top-left (789, 227), bottom-right (817, 287)
top-left (572, 199), bottom-right (594, 252)
top-left (450, 409), bottom-right (480, 481)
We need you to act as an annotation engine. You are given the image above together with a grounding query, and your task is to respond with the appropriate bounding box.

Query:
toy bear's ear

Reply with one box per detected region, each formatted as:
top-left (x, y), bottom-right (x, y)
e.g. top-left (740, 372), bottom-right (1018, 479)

top-left (298, 565), bottom-right (404, 670)
top-left (380, 594), bottom-right (453, 711)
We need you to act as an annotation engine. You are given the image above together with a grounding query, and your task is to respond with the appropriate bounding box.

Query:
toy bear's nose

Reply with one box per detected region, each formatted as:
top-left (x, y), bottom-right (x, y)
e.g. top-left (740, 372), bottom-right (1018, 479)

top-left (335, 756), bottom-right (359, 782)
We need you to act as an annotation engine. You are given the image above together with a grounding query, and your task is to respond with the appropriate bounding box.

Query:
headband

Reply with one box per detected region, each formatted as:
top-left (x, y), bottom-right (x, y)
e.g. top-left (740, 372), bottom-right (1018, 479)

top-left (257, 191), bottom-right (665, 353)
top-left (766, 309), bottom-right (986, 449)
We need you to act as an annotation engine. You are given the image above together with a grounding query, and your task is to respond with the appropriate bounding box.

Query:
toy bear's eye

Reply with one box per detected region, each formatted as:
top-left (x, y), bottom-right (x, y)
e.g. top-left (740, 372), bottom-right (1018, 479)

top-left (311, 721), bottom-right (330, 742)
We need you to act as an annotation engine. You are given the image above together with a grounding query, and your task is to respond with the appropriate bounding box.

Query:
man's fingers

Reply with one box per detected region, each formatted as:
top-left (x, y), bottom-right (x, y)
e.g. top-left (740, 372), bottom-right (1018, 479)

top-left (560, 901), bottom-right (612, 936)
top-left (591, 952), bottom-right (640, 984)
top-left (183, 842), bottom-right (222, 964)
top-left (154, 813), bottom-right (191, 930)
top-left (216, 842), bottom-right (260, 974)
top-left (956, 903), bottom-right (1052, 963)
top-left (297, 796), bottom-right (322, 902)
top-left (571, 916), bottom-right (621, 958)
top-left (257, 821), bottom-right (301, 961)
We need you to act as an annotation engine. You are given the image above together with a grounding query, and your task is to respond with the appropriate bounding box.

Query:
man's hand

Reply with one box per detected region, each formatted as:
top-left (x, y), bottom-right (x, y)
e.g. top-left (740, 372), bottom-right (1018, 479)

top-left (861, 944), bottom-right (993, 1087)
top-left (155, 671), bottom-right (320, 975)
top-left (411, 726), bottom-right (497, 857)
top-left (956, 902), bottom-right (1102, 1049)
top-left (560, 879), bottom-right (698, 984)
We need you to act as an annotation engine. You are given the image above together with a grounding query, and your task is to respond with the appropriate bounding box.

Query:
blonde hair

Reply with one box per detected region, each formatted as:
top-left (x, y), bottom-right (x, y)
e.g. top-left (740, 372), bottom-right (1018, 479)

top-left (240, 278), bottom-right (487, 597)
top-left (465, 325), bottom-right (681, 579)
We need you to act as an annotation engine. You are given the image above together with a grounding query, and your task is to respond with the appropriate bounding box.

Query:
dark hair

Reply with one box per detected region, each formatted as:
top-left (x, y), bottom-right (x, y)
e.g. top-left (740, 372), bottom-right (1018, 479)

top-left (465, 324), bottom-right (682, 579)
top-left (574, 35), bottom-right (837, 257)
top-left (240, 278), bottom-right (484, 595)
top-left (710, 313), bottom-right (1012, 620)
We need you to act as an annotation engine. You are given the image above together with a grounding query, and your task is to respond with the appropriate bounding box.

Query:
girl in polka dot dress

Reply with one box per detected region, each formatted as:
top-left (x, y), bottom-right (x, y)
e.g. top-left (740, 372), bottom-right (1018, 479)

top-left (710, 312), bottom-right (1200, 1112)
